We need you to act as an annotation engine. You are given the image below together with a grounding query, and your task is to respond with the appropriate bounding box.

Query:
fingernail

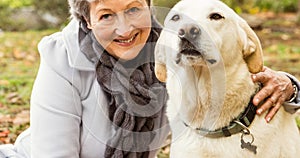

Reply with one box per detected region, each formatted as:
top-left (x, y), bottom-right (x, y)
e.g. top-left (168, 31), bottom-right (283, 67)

top-left (252, 75), bottom-right (256, 80)
top-left (266, 117), bottom-right (271, 123)
top-left (255, 98), bottom-right (260, 104)
top-left (257, 109), bottom-right (262, 114)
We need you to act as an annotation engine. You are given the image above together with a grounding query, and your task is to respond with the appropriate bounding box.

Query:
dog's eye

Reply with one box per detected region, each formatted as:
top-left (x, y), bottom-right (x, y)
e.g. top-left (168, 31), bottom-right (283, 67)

top-left (209, 13), bottom-right (224, 20)
top-left (171, 14), bottom-right (180, 21)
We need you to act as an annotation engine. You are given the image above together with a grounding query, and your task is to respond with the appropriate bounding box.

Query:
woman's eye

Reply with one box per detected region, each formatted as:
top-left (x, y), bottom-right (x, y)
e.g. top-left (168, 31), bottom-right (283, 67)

top-left (126, 7), bottom-right (140, 15)
top-left (209, 13), bottom-right (224, 20)
top-left (100, 14), bottom-right (113, 20)
top-left (171, 14), bottom-right (180, 21)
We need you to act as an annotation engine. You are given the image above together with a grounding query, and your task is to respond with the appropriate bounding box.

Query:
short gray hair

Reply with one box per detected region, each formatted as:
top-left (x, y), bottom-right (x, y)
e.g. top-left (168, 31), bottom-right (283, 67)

top-left (68, 0), bottom-right (152, 22)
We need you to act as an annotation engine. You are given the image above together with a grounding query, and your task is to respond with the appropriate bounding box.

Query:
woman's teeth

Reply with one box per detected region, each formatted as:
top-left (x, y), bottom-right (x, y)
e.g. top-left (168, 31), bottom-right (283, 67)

top-left (116, 34), bottom-right (136, 43)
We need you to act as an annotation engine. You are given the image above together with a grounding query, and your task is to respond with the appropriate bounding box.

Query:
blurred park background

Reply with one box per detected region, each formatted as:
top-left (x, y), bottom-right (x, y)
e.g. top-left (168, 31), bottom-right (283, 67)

top-left (0, 0), bottom-right (300, 157)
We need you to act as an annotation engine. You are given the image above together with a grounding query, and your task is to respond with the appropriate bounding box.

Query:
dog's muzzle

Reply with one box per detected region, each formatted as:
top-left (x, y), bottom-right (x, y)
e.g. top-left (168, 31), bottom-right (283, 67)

top-left (178, 24), bottom-right (201, 56)
top-left (177, 24), bottom-right (217, 65)
top-left (176, 23), bottom-right (218, 65)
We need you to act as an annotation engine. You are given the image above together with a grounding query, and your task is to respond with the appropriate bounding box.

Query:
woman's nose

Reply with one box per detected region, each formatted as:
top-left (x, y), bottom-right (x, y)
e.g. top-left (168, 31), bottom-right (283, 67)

top-left (115, 16), bottom-right (133, 37)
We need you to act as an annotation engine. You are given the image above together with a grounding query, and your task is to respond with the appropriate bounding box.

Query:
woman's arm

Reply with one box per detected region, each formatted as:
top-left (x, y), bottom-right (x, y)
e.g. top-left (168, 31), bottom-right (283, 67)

top-left (30, 34), bottom-right (83, 157)
top-left (30, 58), bottom-right (82, 157)
top-left (251, 66), bottom-right (300, 122)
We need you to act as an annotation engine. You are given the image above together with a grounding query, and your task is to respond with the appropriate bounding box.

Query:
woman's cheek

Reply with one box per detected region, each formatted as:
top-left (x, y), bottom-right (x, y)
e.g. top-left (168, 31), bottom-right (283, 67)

top-left (95, 28), bottom-right (114, 41)
top-left (92, 29), bottom-right (115, 47)
top-left (135, 13), bottom-right (151, 29)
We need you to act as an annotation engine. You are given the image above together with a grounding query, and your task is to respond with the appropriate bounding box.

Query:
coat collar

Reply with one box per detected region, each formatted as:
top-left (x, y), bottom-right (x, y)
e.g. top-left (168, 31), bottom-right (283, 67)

top-left (62, 19), bottom-right (95, 71)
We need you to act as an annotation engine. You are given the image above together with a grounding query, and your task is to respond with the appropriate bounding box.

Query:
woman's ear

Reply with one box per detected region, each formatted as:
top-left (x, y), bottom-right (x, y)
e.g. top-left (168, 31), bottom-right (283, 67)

top-left (84, 17), bottom-right (92, 29)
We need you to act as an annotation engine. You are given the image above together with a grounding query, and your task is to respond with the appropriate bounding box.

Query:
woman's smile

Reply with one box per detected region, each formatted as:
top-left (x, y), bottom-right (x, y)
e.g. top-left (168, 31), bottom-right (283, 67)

top-left (114, 33), bottom-right (139, 46)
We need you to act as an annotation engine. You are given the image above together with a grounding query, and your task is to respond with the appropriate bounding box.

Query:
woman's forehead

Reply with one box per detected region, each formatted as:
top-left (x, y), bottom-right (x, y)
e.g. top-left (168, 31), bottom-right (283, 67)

top-left (97, 0), bottom-right (149, 5)
top-left (92, 0), bottom-right (149, 11)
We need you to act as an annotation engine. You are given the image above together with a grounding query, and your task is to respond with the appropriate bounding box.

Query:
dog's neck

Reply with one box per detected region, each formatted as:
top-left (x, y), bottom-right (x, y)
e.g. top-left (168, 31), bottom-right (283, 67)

top-left (181, 63), bottom-right (258, 131)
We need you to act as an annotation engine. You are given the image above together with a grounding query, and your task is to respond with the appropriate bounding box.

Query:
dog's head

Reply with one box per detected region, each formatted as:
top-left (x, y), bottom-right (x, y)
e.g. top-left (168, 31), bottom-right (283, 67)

top-left (155, 0), bottom-right (263, 82)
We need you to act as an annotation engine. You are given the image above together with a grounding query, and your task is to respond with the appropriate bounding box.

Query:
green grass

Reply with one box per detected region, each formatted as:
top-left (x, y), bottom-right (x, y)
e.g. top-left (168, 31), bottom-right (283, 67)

top-left (266, 44), bottom-right (300, 56)
top-left (0, 29), bottom-right (56, 114)
top-left (0, 30), bottom-right (57, 144)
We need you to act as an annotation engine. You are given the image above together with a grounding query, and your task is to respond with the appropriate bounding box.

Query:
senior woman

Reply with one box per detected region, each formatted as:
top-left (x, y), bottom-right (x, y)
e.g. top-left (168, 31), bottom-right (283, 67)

top-left (0, 0), bottom-right (299, 157)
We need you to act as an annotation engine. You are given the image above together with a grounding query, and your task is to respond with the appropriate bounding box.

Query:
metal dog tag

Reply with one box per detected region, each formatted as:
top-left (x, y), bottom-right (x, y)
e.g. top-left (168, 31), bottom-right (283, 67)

top-left (240, 132), bottom-right (257, 154)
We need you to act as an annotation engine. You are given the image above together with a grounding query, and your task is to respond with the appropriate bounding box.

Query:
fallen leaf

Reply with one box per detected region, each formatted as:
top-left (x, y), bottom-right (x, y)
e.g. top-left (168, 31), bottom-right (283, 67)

top-left (0, 137), bottom-right (11, 144)
top-left (13, 110), bottom-right (30, 125)
top-left (0, 114), bottom-right (13, 123)
top-left (13, 49), bottom-right (27, 60)
top-left (6, 92), bottom-right (18, 100)
top-left (0, 80), bottom-right (9, 86)
top-left (0, 129), bottom-right (9, 137)
top-left (0, 128), bottom-right (11, 144)
top-left (281, 34), bottom-right (290, 40)
top-left (26, 54), bottom-right (37, 62)
top-left (6, 92), bottom-right (24, 105)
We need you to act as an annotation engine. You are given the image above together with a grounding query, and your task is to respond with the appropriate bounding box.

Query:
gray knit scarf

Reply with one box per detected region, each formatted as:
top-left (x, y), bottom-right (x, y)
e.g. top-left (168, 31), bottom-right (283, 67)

top-left (79, 19), bottom-right (168, 158)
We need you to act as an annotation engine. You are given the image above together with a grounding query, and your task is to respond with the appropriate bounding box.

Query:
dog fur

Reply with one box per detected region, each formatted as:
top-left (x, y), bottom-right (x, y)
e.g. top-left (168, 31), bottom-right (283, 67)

top-left (154, 0), bottom-right (300, 157)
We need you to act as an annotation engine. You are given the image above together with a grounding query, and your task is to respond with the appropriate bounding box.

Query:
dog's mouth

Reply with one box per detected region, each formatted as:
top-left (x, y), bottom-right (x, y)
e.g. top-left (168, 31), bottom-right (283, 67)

top-left (177, 38), bottom-right (206, 64)
top-left (180, 48), bottom-right (203, 56)
top-left (179, 37), bottom-right (208, 57)
top-left (179, 38), bottom-right (202, 55)
top-left (176, 35), bottom-right (218, 65)
top-left (176, 49), bottom-right (205, 65)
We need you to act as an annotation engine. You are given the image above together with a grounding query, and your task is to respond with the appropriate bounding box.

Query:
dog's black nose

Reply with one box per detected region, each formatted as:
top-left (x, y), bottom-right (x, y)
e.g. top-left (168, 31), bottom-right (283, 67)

top-left (178, 24), bottom-right (201, 41)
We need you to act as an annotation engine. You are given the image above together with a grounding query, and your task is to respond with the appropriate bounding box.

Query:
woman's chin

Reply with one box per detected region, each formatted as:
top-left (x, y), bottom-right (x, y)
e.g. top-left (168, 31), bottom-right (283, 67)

top-left (113, 45), bottom-right (144, 61)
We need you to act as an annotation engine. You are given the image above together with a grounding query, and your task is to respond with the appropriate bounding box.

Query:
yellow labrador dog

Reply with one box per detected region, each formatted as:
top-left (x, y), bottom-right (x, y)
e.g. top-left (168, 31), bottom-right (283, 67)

top-left (154, 0), bottom-right (300, 157)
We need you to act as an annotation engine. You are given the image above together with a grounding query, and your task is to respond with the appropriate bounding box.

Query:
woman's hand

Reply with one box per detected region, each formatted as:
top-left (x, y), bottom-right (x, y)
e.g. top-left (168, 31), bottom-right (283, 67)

top-left (251, 66), bottom-right (295, 122)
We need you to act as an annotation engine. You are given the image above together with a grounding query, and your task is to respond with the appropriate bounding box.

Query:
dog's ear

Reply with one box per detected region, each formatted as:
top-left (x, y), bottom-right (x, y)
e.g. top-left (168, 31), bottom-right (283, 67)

top-left (155, 30), bottom-right (167, 82)
top-left (238, 19), bottom-right (263, 74)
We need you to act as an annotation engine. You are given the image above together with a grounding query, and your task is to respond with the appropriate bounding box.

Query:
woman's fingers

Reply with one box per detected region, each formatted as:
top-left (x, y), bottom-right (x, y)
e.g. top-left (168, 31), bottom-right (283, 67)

top-left (252, 66), bottom-right (294, 122)
top-left (252, 86), bottom-right (273, 107)
top-left (265, 103), bottom-right (281, 122)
